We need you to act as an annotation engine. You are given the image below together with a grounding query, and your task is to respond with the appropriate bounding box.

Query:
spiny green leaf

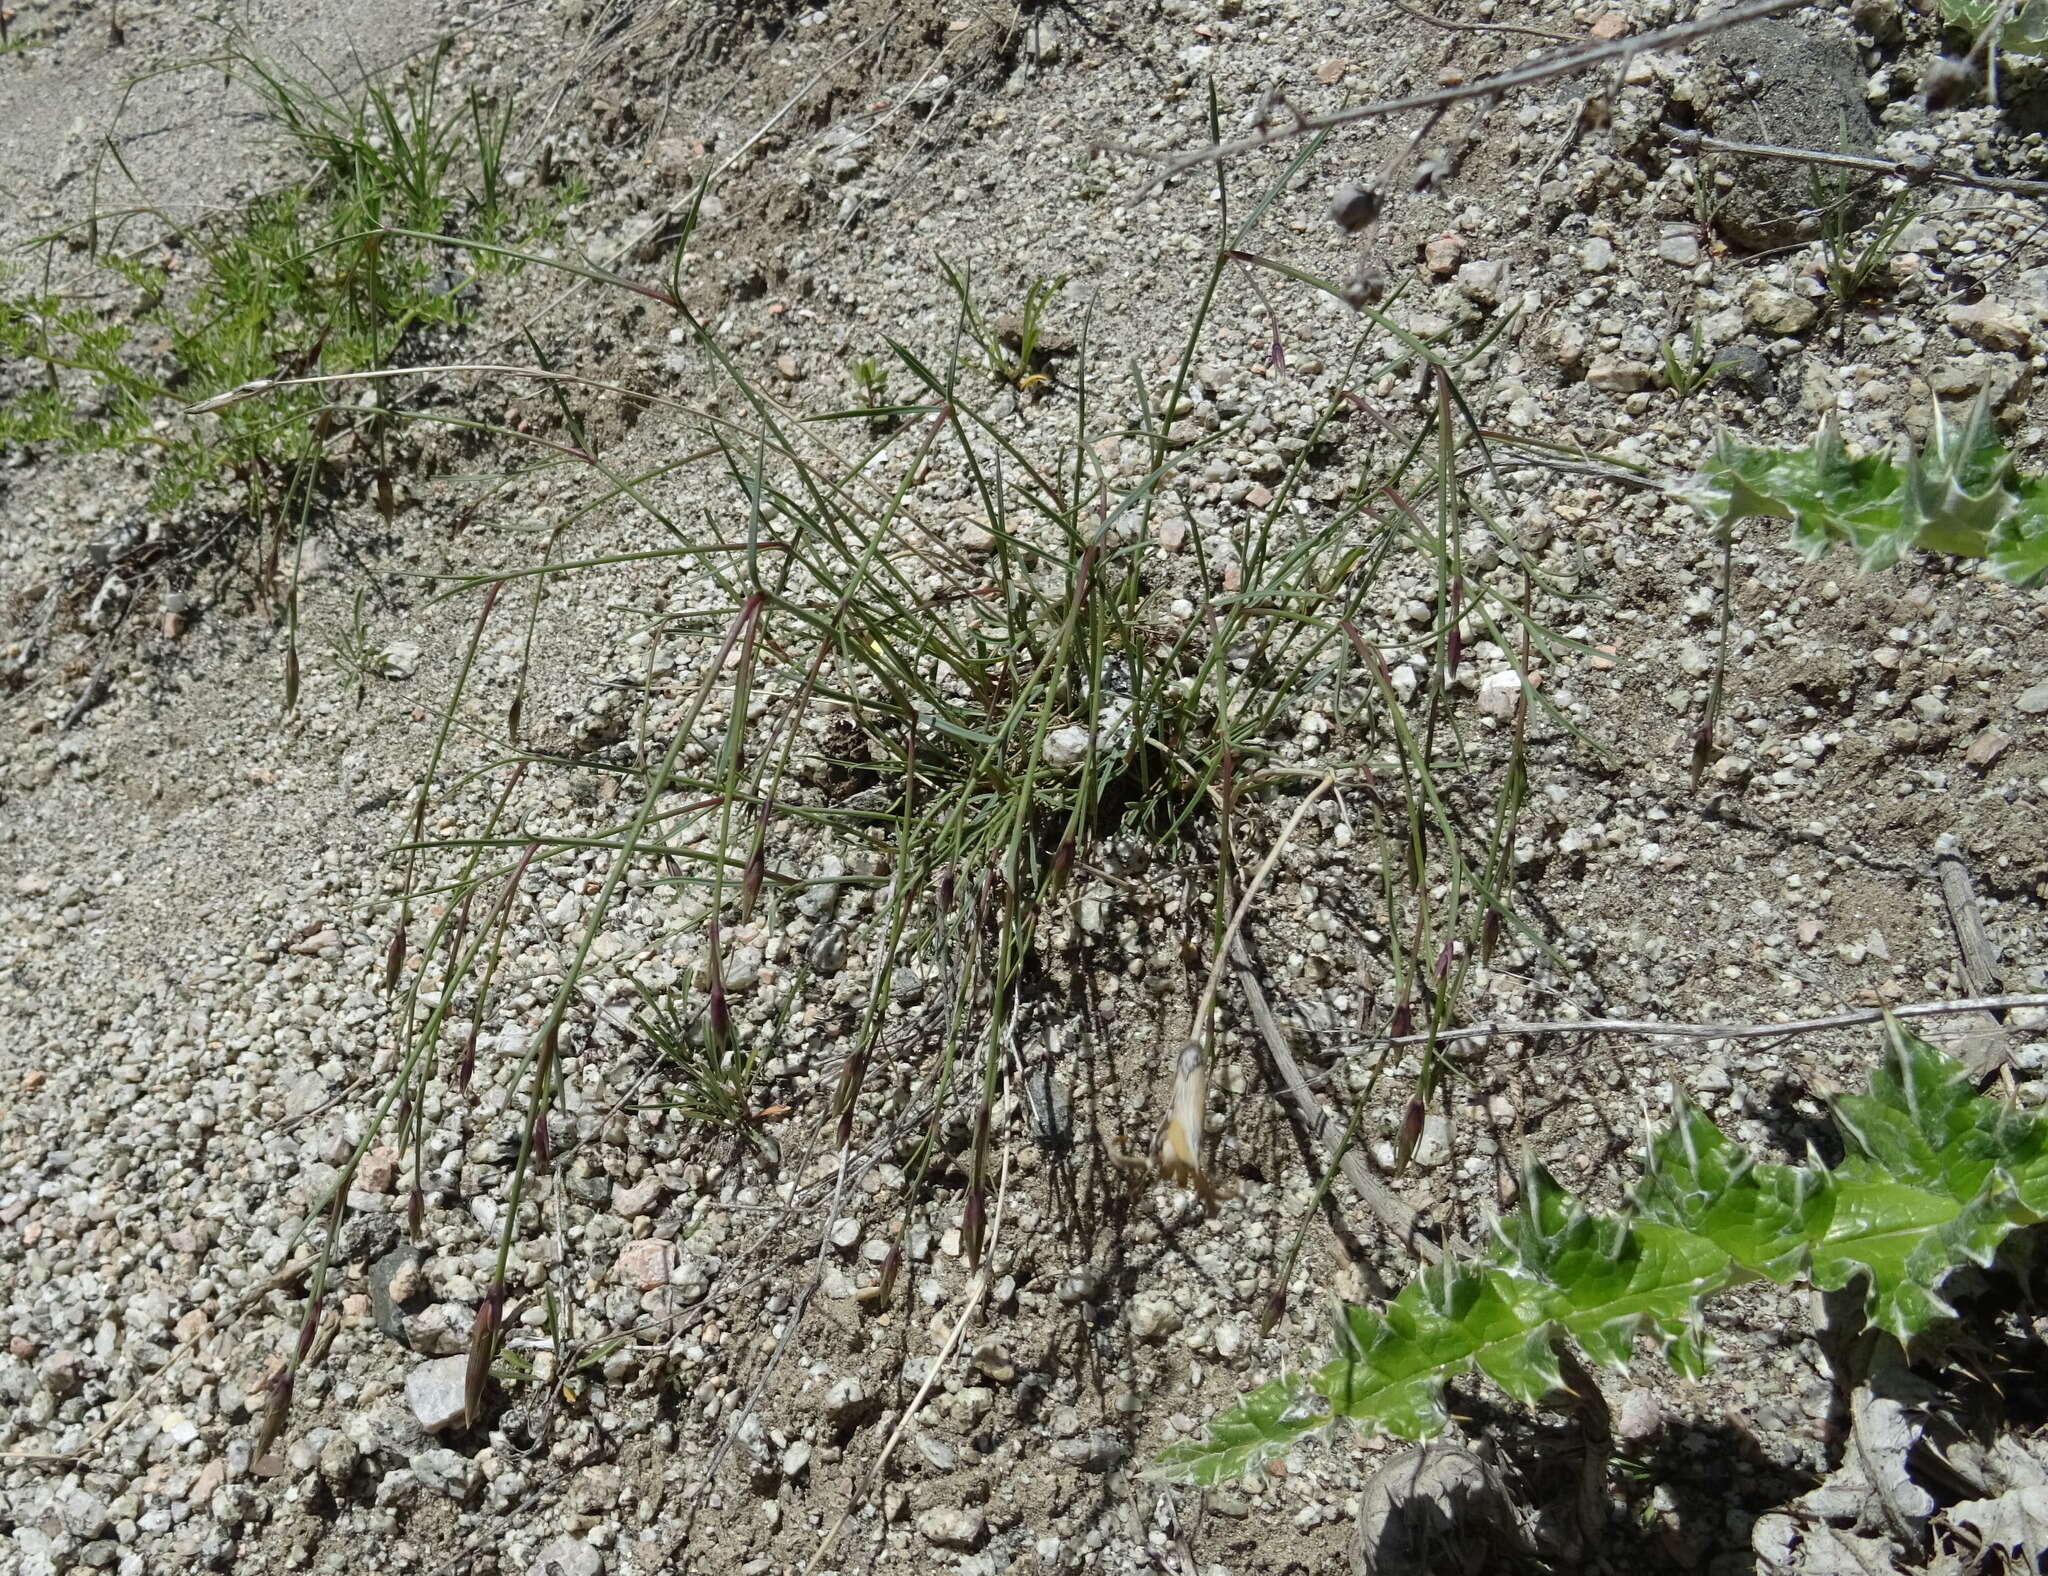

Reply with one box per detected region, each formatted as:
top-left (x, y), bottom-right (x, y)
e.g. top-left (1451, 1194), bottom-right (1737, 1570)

top-left (1636, 1091), bottom-right (1832, 1281)
top-left (1679, 396), bottom-right (2048, 587)
top-left (1148, 1373), bottom-right (1327, 1486)
top-left (1155, 1025), bottom-right (2048, 1484)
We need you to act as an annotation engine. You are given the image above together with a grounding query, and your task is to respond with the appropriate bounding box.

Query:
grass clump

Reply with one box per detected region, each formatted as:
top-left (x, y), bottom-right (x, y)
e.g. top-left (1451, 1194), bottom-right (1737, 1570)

top-left (0, 41), bottom-right (575, 524)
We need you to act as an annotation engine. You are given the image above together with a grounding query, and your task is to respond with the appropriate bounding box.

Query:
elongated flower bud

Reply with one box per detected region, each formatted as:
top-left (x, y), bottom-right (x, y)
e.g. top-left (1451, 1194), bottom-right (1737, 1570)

top-left (296, 1293), bottom-right (323, 1361)
top-left (533, 1112), bottom-right (551, 1175)
top-left (254, 1367), bottom-right (293, 1462)
top-left (1390, 998), bottom-right (1413, 1041)
top-left (1259, 1285), bottom-right (1289, 1336)
top-left (740, 842), bottom-right (765, 920)
top-left (458, 1026), bottom-right (478, 1093)
top-left (1481, 909), bottom-right (1503, 961)
top-left (877, 1242), bottom-right (903, 1309)
top-left (383, 924), bottom-right (406, 993)
top-left (1444, 580), bottom-right (1463, 682)
top-left (1394, 1096), bottom-right (1425, 1175)
top-left (963, 1188), bottom-right (986, 1270)
top-left (407, 1187), bottom-right (424, 1242)
top-left (464, 1287), bottom-right (503, 1430)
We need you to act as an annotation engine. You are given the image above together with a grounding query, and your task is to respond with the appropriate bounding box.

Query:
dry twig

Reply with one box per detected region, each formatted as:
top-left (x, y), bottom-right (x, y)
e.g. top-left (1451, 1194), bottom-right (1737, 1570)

top-left (1100, 0), bottom-right (1808, 184)
top-left (1323, 993), bottom-right (2048, 1058)
top-left (1662, 125), bottom-right (2048, 201)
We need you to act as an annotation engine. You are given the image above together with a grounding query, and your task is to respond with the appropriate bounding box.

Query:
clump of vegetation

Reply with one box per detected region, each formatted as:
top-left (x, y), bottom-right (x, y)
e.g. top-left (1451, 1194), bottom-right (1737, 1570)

top-left (943, 262), bottom-right (1068, 390)
top-left (1158, 1021), bottom-right (2048, 1485)
top-left (0, 42), bottom-right (574, 519)
top-left (1678, 394), bottom-right (2048, 586)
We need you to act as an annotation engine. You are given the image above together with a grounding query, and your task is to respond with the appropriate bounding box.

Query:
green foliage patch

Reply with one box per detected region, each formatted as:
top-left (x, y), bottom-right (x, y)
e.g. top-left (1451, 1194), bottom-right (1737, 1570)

top-left (1157, 1022), bottom-right (2048, 1486)
top-left (1679, 396), bottom-right (2048, 587)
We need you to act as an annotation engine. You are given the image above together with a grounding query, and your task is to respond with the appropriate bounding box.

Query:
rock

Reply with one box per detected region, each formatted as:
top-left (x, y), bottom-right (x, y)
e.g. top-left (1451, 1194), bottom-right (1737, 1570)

top-left (807, 924), bottom-right (848, 974)
top-left (1656, 228), bottom-right (1701, 267)
top-left (1687, 19), bottom-right (1877, 251)
top-left (1584, 355), bottom-right (1652, 393)
top-left (379, 641), bottom-right (422, 680)
top-left (61, 1491), bottom-right (110, 1540)
top-left (1051, 1432), bottom-right (1127, 1472)
top-left (527, 1539), bottom-right (604, 1576)
top-left (781, 1440), bottom-right (812, 1481)
top-left (916, 1507), bottom-right (988, 1551)
top-left (41, 1349), bottom-right (84, 1398)
top-left (1579, 237), bottom-right (1613, 274)
top-left (1615, 1387), bottom-right (1663, 1446)
top-left (370, 1247), bottom-right (426, 1345)
top-left (1422, 232), bottom-right (1465, 276)
top-left (1545, 317), bottom-right (1589, 368)
top-left (1042, 725), bottom-right (1092, 770)
top-left (1742, 283), bottom-right (1818, 336)
top-left (1476, 671), bottom-right (1522, 719)
top-left (1455, 259), bottom-right (1506, 307)
top-left (821, 1376), bottom-right (873, 1431)
top-left (2017, 681), bottom-right (2048, 716)
top-left (402, 1303), bottom-right (472, 1356)
top-left (613, 1178), bottom-right (664, 1219)
top-left (317, 1432), bottom-right (362, 1483)
top-left (1927, 352), bottom-right (2030, 413)
top-left (405, 1354), bottom-right (470, 1433)
top-left (775, 355), bottom-right (801, 381)
top-left (1947, 300), bottom-right (2037, 356)
top-left (410, 1447), bottom-right (480, 1502)
top-left (357, 1147), bottom-right (400, 1194)
top-left (1129, 1293), bottom-right (1182, 1343)
top-left (1411, 1114), bottom-right (1452, 1169)
top-left (617, 1238), bottom-right (674, 1290)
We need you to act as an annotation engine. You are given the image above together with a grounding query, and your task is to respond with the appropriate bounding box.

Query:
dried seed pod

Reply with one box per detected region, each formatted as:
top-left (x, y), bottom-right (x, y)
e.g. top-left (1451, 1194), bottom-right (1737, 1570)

top-left (1330, 182), bottom-right (1381, 233)
top-left (383, 924), bottom-right (406, 993)
top-left (407, 1187), bottom-right (424, 1242)
top-left (1342, 263), bottom-right (1388, 309)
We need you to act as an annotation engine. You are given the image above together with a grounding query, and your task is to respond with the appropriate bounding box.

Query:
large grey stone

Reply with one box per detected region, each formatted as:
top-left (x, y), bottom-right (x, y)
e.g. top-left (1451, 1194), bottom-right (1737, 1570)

top-left (1685, 19), bottom-right (1878, 251)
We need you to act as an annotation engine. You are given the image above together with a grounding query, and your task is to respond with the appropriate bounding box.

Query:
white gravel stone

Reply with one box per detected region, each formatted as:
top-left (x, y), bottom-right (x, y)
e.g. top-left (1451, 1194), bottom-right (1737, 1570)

top-left (916, 1506), bottom-right (987, 1550)
top-left (405, 1355), bottom-right (470, 1434)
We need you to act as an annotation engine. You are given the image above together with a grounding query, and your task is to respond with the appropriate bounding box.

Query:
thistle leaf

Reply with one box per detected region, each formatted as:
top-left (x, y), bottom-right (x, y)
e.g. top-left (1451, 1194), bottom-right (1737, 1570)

top-left (1155, 1025), bottom-right (2048, 1484)
top-left (1679, 397), bottom-right (2048, 587)
top-left (1149, 1373), bottom-right (1327, 1486)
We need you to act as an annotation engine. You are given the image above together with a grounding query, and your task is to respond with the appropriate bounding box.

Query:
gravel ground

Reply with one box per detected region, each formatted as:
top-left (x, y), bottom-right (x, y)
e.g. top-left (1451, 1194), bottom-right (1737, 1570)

top-left (3, 2), bottom-right (2047, 1575)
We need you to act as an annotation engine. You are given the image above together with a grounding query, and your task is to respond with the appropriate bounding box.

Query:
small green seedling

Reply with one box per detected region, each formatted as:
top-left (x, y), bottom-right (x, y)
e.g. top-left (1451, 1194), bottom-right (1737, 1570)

top-left (1656, 323), bottom-right (1737, 401)
top-left (941, 261), bottom-right (1068, 390)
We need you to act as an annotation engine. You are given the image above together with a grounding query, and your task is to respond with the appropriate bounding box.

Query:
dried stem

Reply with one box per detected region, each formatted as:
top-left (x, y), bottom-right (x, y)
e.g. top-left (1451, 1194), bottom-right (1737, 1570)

top-left (1101, 0), bottom-right (1807, 183)
top-left (1663, 125), bottom-right (2048, 201)
top-left (1323, 993), bottom-right (2048, 1058)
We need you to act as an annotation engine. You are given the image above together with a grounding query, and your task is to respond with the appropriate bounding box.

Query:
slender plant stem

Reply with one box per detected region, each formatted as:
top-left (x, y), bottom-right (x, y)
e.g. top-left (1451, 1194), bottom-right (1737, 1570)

top-left (1322, 994), bottom-right (2048, 1056)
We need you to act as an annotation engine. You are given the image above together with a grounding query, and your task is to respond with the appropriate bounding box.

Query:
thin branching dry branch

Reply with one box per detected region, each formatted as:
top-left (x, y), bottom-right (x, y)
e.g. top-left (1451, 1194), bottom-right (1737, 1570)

top-left (1100, 0), bottom-right (1810, 185)
top-left (1325, 993), bottom-right (2048, 1056)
